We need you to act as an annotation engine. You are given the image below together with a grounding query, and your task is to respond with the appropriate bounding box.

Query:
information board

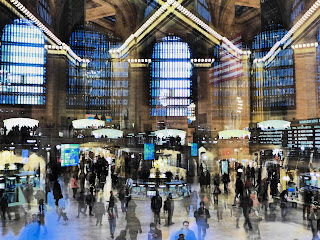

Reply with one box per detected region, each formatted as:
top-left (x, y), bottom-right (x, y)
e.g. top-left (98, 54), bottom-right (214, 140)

top-left (61, 144), bottom-right (80, 167)
top-left (144, 143), bottom-right (154, 160)
top-left (191, 143), bottom-right (198, 157)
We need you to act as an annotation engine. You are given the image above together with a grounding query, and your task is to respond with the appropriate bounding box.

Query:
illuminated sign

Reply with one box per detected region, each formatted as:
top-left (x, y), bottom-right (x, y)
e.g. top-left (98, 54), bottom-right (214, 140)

top-left (144, 143), bottom-right (154, 160)
top-left (191, 143), bottom-right (198, 157)
top-left (61, 144), bottom-right (80, 167)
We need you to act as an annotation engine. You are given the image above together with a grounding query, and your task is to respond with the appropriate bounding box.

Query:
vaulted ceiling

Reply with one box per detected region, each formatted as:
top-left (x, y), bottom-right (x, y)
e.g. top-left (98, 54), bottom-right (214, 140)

top-left (84, 0), bottom-right (263, 42)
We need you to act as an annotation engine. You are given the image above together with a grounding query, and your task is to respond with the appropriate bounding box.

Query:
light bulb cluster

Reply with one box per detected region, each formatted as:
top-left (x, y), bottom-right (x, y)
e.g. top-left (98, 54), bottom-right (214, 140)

top-left (291, 42), bottom-right (319, 49)
top-left (237, 97), bottom-right (243, 113)
top-left (9, 0), bottom-right (87, 64)
top-left (256, 0), bottom-right (320, 63)
top-left (191, 59), bottom-right (214, 63)
top-left (127, 59), bottom-right (152, 63)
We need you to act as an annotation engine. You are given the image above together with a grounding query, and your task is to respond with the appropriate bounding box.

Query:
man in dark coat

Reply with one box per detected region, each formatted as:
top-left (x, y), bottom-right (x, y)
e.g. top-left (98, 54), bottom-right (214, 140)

top-left (151, 190), bottom-right (162, 225)
top-left (53, 180), bottom-right (63, 206)
top-left (233, 176), bottom-right (244, 206)
top-left (303, 187), bottom-right (313, 220)
top-left (240, 191), bottom-right (253, 231)
top-left (0, 193), bottom-right (10, 226)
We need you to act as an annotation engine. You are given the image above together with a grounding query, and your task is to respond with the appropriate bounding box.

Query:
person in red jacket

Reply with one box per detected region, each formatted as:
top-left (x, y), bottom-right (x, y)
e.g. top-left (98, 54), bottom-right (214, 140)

top-left (71, 176), bottom-right (79, 198)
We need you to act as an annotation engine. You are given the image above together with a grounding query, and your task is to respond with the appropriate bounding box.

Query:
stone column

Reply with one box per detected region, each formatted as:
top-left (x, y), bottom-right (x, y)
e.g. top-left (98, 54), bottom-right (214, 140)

top-left (293, 45), bottom-right (318, 120)
top-left (44, 54), bottom-right (67, 125)
top-left (240, 55), bottom-right (251, 129)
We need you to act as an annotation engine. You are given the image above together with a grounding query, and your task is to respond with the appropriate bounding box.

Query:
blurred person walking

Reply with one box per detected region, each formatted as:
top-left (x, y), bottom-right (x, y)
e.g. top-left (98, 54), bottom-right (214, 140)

top-left (308, 205), bottom-right (320, 240)
top-left (71, 176), bottom-right (79, 198)
top-left (233, 176), bottom-right (244, 206)
top-left (57, 197), bottom-right (69, 223)
top-left (190, 190), bottom-right (198, 212)
top-left (108, 203), bottom-right (118, 239)
top-left (303, 187), bottom-right (313, 220)
top-left (194, 201), bottom-right (210, 240)
top-left (0, 193), bottom-right (11, 227)
top-left (118, 187), bottom-right (126, 212)
top-left (94, 198), bottom-right (106, 226)
top-left (86, 190), bottom-right (95, 216)
top-left (76, 192), bottom-right (87, 218)
top-left (280, 189), bottom-right (290, 221)
top-left (249, 210), bottom-right (262, 239)
top-left (125, 213), bottom-right (142, 240)
top-left (53, 180), bottom-right (63, 206)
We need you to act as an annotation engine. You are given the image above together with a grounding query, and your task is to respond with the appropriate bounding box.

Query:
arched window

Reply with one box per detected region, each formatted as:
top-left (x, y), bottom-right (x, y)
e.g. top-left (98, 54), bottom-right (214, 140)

top-left (0, 19), bottom-right (46, 105)
top-left (251, 29), bottom-right (295, 110)
top-left (68, 29), bottom-right (128, 116)
top-left (37, 0), bottom-right (52, 25)
top-left (150, 36), bottom-right (192, 117)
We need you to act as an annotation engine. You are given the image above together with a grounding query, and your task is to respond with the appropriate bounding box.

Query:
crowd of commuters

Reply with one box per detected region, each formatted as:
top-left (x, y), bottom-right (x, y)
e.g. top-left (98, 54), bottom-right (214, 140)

top-left (1, 152), bottom-right (320, 240)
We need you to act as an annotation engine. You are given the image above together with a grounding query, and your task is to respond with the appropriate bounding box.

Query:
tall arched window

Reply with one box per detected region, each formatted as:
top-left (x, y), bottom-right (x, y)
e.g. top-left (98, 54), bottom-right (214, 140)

top-left (0, 19), bottom-right (46, 105)
top-left (68, 29), bottom-right (128, 117)
top-left (251, 28), bottom-right (295, 111)
top-left (150, 36), bottom-right (192, 117)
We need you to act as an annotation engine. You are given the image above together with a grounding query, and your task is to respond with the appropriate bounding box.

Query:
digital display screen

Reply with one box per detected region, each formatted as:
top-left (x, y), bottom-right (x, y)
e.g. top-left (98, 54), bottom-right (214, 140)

top-left (191, 143), bottom-right (197, 157)
top-left (0, 183), bottom-right (5, 189)
top-left (61, 144), bottom-right (80, 167)
top-left (144, 143), bottom-right (154, 160)
top-left (22, 149), bottom-right (28, 164)
top-left (147, 190), bottom-right (156, 197)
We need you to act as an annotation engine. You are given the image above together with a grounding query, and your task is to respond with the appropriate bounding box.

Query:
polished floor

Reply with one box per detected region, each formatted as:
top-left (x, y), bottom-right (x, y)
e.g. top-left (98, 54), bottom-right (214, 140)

top-left (0, 180), bottom-right (313, 240)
